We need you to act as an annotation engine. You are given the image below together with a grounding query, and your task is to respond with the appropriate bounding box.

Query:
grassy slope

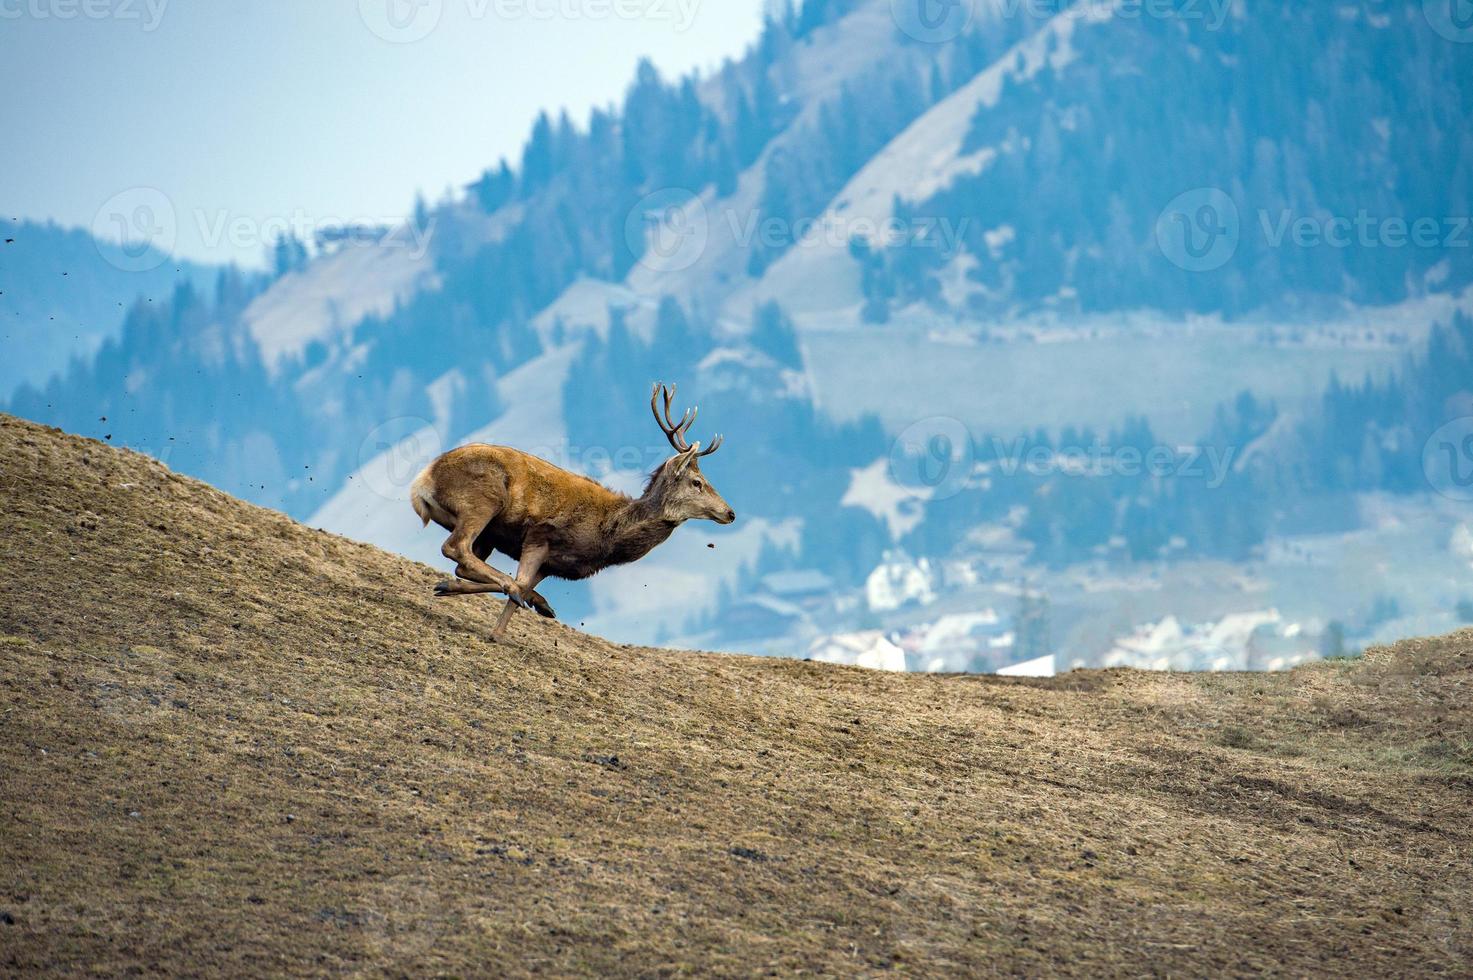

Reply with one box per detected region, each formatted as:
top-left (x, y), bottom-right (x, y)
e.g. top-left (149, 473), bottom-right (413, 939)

top-left (0, 414), bottom-right (1469, 977)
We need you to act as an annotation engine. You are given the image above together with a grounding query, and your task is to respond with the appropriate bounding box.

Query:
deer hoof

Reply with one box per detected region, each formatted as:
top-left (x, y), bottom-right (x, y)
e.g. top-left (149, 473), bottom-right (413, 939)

top-left (525, 588), bottom-right (555, 617)
top-left (433, 580), bottom-right (455, 597)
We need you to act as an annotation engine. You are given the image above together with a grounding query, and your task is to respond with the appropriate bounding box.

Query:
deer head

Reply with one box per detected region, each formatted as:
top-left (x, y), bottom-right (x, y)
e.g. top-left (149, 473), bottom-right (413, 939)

top-left (646, 382), bottom-right (735, 525)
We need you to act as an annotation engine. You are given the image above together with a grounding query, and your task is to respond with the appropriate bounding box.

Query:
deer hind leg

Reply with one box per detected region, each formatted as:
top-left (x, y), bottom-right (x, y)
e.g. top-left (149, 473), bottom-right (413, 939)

top-left (434, 505), bottom-right (517, 599)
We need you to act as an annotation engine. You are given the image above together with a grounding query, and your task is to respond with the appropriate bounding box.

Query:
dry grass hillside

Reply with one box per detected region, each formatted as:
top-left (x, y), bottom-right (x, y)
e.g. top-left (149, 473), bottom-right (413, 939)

top-left (1, 414), bottom-right (1470, 976)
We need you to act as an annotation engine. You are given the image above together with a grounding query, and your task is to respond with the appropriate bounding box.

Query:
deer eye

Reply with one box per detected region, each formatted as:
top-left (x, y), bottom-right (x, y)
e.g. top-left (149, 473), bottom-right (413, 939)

top-left (691, 478), bottom-right (703, 490)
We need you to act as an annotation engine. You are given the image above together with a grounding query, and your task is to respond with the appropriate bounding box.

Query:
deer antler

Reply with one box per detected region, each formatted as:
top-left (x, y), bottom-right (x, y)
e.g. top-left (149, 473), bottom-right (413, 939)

top-left (651, 382), bottom-right (723, 457)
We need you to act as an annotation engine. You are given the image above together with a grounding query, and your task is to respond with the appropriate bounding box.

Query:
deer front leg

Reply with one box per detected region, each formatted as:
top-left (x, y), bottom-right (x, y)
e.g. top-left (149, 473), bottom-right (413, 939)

top-left (491, 541), bottom-right (550, 643)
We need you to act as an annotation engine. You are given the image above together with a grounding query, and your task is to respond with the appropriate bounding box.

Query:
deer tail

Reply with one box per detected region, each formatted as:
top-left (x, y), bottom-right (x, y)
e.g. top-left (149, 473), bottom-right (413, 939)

top-left (409, 466), bottom-right (438, 528)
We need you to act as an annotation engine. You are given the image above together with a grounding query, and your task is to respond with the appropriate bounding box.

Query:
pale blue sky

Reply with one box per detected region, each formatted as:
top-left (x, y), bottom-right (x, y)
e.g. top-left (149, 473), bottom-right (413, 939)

top-left (1, 0), bottom-right (768, 266)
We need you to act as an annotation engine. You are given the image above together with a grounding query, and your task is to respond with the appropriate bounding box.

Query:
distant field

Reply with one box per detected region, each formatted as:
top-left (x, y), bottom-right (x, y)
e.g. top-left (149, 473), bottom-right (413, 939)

top-left (801, 320), bottom-right (1412, 442)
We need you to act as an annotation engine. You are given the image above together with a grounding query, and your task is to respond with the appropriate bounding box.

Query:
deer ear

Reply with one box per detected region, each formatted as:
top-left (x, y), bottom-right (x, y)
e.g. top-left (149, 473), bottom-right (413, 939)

top-left (670, 447), bottom-right (699, 477)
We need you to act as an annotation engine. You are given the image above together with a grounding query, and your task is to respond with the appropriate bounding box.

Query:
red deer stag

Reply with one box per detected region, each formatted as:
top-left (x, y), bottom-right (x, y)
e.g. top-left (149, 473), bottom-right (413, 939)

top-left (410, 383), bottom-right (735, 642)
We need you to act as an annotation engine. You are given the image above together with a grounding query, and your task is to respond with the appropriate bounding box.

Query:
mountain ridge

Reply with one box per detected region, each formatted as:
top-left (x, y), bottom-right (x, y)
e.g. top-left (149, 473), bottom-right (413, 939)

top-left (2, 413), bottom-right (1469, 975)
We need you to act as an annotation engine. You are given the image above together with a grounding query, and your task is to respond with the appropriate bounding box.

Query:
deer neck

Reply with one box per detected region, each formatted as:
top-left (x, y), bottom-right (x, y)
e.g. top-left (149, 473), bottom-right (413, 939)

top-left (603, 496), bottom-right (679, 567)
